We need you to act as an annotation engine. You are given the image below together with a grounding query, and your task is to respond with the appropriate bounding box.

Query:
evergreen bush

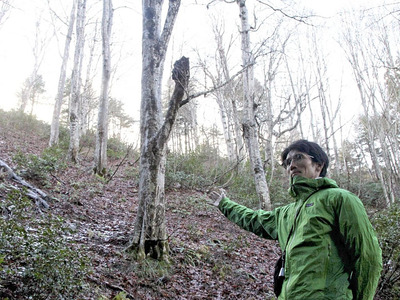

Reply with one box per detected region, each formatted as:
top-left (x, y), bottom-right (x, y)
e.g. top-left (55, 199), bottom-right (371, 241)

top-left (165, 145), bottom-right (229, 189)
top-left (0, 189), bottom-right (90, 299)
top-left (372, 205), bottom-right (400, 299)
top-left (13, 147), bottom-right (67, 187)
top-left (0, 109), bottom-right (49, 138)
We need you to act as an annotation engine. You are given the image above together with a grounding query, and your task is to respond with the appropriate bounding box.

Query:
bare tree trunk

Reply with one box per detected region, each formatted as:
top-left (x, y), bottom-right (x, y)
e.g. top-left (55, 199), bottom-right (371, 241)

top-left (81, 21), bottom-right (99, 137)
top-left (213, 25), bottom-right (244, 163)
top-left (19, 19), bottom-right (48, 114)
top-left (94, 0), bottom-right (113, 176)
top-left (49, 0), bottom-right (77, 146)
top-left (344, 42), bottom-right (391, 206)
top-left (215, 88), bottom-right (236, 160)
top-left (127, 0), bottom-right (183, 261)
top-left (340, 11), bottom-right (400, 207)
top-left (68, 0), bottom-right (86, 163)
top-left (237, 0), bottom-right (271, 210)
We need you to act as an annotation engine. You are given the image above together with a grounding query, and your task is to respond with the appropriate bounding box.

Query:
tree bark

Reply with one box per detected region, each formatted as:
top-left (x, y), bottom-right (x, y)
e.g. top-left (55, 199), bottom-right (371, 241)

top-left (68, 0), bottom-right (86, 163)
top-left (49, 0), bottom-right (77, 147)
top-left (127, 0), bottom-right (183, 261)
top-left (128, 56), bottom-right (189, 261)
top-left (80, 21), bottom-right (99, 137)
top-left (237, 0), bottom-right (271, 210)
top-left (94, 0), bottom-right (113, 176)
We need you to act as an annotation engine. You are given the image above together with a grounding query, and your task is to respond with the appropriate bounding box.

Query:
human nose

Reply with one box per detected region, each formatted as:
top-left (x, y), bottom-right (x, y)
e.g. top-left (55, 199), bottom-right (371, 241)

top-left (288, 159), bottom-right (297, 169)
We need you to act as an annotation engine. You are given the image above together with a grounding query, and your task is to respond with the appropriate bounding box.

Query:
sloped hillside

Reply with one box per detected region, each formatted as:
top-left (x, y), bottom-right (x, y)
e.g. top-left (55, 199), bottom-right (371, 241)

top-left (0, 111), bottom-right (278, 299)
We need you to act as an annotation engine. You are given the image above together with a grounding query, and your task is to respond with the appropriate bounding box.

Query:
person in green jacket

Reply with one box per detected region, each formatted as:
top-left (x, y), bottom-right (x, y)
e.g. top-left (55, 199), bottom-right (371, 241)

top-left (211, 139), bottom-right (382, 300)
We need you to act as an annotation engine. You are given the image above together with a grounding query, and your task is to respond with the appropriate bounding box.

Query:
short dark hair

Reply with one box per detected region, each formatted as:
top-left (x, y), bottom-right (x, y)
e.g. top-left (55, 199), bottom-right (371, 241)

top-left (281, 139), bottom-right (329, 177)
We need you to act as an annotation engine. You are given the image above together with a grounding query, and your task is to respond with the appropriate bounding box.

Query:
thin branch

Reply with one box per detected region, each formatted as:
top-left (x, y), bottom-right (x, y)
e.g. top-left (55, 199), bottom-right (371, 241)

top-left (255, 0), bottom-right (316, 25)
top-left (180, 63), bottom-right (253, 107)
top-left (106, 144), bottom-right (134, 184)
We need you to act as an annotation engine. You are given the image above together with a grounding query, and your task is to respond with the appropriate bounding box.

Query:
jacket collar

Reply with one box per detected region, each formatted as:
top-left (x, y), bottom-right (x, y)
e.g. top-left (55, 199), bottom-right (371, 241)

top-left (289, 176), bottom-right (338, 199)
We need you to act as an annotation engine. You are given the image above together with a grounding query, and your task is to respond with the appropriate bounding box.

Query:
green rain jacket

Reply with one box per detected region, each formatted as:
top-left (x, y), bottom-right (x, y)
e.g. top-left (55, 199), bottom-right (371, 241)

top-left (218, 176), bottom-right (382, 300)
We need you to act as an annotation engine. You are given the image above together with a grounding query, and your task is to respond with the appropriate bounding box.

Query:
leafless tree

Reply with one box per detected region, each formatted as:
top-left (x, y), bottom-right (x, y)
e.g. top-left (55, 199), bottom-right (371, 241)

top-left (341, 6), bottom-right (400, 206)
top-left (237, 0), bottom-right (271, 209)
top-left (18, 17), bottom-right (51, 114)
top-left (80, 20), bottom-right (99, 137)
top-left (94, 0), bottom-right (113, 176)
top-left (68, 0), bottom-right (87, 163)
top-left (256, 30), bottom-right (307, 184)
top-left (126, 0), bottom-right (186, 261)
top-left (49, 0), bottom-right (77, 146)
top-left (199, 18), bottom-right (245, 163)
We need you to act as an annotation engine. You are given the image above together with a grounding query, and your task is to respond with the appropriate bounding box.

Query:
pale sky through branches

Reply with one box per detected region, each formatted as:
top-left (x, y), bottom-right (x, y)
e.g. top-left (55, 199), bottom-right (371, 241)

top-left (0, 0), bottom-right (392, 144)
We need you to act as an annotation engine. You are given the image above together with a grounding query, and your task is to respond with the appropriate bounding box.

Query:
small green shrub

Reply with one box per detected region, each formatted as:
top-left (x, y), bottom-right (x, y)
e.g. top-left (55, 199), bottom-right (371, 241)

top-left (0, 109), bottom-right (50, 138)
top-left (0, 189), bottom-right (90, 299)
top-left (129, 258), bottom-right (171, 282)
top-left (353, 181), bottom-right (384, 207)
top-left (107, 137), bottom-right (131, 160)
top-left (79, 130), bottom-right (96, 152)
top-left (13, 147), bottom-right (67, 187)
top-left (372, 205), bottom-right (400, 299)
top-left (165, 145), bottom-right (230, 189)
top-left (227, 163), bottom-right (259, 208)
top-left (267, 165), bottom-right (291, 208)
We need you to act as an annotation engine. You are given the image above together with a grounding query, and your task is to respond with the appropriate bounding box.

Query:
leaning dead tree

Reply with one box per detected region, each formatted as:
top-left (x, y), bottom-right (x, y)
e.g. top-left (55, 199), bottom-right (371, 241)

top-left (0, 159), bottom-right (49, 209)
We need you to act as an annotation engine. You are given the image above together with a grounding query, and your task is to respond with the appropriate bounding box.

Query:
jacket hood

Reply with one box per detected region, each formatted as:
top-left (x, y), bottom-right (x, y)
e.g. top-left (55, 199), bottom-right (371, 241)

top-left (289, 176), bottom-right (339, 198)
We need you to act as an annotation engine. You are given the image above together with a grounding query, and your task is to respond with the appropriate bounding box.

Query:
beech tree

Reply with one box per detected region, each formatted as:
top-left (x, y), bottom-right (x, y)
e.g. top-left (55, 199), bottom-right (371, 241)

top-left (126, 0), bottom-right (187, 261)
top-left (68, 0), bottom-right (86, 163)
top-left (94, 0), bottom-right (113, 176)
top-left (237, 0), bottom-right (271, 210)
top-left (80, 21), bottom-right (99, 136)
top-left (49, 0), bottom-right (77, 146)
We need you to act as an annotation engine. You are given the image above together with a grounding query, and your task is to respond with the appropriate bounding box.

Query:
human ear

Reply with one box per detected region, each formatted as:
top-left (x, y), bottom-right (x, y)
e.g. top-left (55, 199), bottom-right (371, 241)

top-left (315, 163), bottom-right (324, 176)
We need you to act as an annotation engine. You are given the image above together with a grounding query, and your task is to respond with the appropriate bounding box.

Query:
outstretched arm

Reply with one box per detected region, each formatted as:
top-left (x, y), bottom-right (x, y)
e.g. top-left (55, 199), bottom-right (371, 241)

top-left (209, 190), bottom-right (279, 240)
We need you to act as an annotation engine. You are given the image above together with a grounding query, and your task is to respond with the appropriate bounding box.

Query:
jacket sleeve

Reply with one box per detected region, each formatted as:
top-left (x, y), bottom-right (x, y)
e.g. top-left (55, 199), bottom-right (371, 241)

top-left (218, 196), bottom-right (279, 240)
top-left (336, 192), bottom-right (382, 300)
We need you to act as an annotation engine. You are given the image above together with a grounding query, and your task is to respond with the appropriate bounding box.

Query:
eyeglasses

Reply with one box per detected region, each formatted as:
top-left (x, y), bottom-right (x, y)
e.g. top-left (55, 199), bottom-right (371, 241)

top-left (282, 153), bottom-right (314, 168)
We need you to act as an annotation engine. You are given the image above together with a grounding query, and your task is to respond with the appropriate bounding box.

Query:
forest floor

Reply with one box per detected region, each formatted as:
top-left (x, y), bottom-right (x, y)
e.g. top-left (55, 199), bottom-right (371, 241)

top-left (0, 116), bottom-right (279, 299)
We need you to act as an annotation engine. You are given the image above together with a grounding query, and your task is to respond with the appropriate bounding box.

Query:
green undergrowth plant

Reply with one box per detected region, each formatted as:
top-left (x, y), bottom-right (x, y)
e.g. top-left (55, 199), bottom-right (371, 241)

top-left (107, 137), bottom-right (133, 160)
top-left (170, 243), bottom-right (211, 268)
top-left (227, 163), bottom-right (259, 209)
top-left (372, 204), bottom-right (400, 299)
top-left (221, 234), bottom-right (250, 253)
top-left (13, 146), bottom-right (67, 188)
top-left (267, 165), bottom-right (291, 208)
top-left (0, 189), bottom-right (90, 299)
top-left (165, 144), bottom-right (231, 190)
top-left (128, 257), bottom-right (171, 283)
top-left (0, 109), bottom-right (50, 138)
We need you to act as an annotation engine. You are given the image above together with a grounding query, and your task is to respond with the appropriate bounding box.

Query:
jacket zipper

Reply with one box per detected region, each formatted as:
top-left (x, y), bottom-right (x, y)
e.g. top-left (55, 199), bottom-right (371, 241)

top-left (283, 189), bottom-right (320, 299)
top-left (284, 202), bottom-right (302, 299)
